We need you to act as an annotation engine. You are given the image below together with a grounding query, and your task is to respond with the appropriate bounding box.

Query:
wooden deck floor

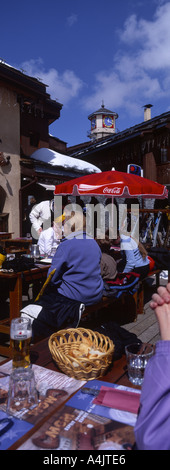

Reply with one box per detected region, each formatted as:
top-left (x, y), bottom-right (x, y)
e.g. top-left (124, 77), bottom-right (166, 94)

top-left (123, 300), bottom-right (160, 344)
top-left (122, 273), bottom-right (168, 344)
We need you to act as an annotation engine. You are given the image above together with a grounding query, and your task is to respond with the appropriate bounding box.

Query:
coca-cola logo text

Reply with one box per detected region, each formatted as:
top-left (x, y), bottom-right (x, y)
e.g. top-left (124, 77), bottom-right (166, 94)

top-left (103, 187), bottom-right (121, 194)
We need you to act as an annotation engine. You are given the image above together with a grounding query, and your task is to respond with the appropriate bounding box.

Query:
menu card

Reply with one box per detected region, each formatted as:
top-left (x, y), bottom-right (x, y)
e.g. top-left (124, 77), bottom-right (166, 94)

top-left (18, 403), bottom-right (135, 451)
top-left (17, 380), bottom-right (140, 451)
top-left (0, 361), bottom-right (86, 449)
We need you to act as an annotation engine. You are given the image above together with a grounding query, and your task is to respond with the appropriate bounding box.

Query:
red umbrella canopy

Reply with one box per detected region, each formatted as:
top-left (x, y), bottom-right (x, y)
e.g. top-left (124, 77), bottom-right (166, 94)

top-left (54, 170), bottom-right (168, 199)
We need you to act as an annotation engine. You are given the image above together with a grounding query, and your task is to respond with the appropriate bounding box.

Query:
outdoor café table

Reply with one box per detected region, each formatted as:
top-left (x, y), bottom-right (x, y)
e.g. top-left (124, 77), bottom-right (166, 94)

top-left (0, 232), bottom-right (14, 240)
top-left (1, 237), bottom-right (32, 255)
top-left (30, 336), bottom-right (140, 390)
top-left (0, 264), bottom-right (50, 357)
top-left (1, 336), bottom-right (141, 451)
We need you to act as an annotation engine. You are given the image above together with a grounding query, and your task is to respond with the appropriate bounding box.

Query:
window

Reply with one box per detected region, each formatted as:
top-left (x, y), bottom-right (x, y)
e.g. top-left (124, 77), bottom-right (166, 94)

top-left (29, 132), bottom-right (40, 147)
top-left (161, 148), bottom-right (167, 163)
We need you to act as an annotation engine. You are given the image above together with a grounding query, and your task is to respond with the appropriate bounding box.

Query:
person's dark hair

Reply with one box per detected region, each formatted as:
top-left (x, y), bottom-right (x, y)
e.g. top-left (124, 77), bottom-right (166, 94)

top-left (95, 234), bottom-right (113, 253)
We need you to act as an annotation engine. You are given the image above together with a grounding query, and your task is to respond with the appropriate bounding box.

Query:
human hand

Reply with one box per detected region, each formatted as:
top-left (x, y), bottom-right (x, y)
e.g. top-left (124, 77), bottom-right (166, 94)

top-left (150, 283), bottom-right (170, 340)
top-left (155, 301), bottom-right (170, 341)
top-left (150, 283), bottom-right (170, 310)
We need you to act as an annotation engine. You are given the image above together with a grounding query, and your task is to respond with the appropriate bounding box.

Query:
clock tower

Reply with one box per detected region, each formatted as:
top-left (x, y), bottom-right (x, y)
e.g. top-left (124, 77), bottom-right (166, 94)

top-left (88, 102), bottom-right (118, 141)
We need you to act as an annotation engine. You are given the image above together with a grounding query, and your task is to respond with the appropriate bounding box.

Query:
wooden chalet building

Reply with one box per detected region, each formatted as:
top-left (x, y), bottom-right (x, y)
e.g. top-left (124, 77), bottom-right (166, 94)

top-left (0, 62), bottom-right (99, 237)
top-left (68, 105), bottom-right (170, 192)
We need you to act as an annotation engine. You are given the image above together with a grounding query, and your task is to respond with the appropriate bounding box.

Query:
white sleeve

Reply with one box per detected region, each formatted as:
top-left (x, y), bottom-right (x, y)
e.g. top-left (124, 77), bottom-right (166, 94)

top-left (123, 249), bottom-right (136, 272)
top-left (29, 203), bottom-right (42, 232)
top-left (121, 236), bottom-right (136, 272)
top-left (37, 232), bottom-right (45, 255)
top-left (37, 229), bottom-right (53, 256)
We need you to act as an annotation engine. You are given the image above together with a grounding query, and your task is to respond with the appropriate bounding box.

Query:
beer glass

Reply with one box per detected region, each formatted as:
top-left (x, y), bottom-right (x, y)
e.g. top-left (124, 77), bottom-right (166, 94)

top-left (7, 367), bottom-right (38, 416)
top-left (10, 318), bottom-right (32, 368)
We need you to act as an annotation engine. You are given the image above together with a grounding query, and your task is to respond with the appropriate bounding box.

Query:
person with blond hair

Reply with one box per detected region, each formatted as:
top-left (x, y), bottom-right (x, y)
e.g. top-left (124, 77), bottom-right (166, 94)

top-left (21, 211), bottom-right (103, 338)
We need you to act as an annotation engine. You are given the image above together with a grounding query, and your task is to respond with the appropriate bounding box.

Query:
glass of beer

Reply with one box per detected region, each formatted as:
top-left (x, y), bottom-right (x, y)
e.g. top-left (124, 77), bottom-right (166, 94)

top-left (10, 318), bottom-right (32, 368)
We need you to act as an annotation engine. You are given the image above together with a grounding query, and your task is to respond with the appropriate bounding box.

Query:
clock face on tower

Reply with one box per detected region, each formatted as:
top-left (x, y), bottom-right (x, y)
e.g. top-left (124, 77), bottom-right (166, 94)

top-left (103, 115), bottom-right (114, 128)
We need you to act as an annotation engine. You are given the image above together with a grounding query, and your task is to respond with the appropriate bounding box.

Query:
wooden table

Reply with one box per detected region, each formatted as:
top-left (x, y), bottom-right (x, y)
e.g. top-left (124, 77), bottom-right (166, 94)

top-left (0, 232), bottom-right (14, 240)
top-left (0, 264), bottom-right (50, 357)
top-left (5, 336), bottom-right (140, 451)
top-left (0, 237), bottom-right (32, 254)
top-left (30, 336), bottom-right (139, 390)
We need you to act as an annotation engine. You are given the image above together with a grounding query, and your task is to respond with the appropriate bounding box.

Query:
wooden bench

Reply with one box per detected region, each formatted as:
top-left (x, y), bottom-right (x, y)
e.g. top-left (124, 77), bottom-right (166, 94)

top-left (35, 264), bottom-right (169, 324)
top-left (81, 289), bottom-right (139, 323)
top-left (81, 295), bottom-right (117, 320)
top-left (81, 269), bottom-right (169, 323)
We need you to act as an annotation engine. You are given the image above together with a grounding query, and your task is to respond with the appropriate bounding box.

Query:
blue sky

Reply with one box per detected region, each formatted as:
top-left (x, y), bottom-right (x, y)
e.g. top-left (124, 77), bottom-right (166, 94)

top-left (1, 0), bottom-right (170, 147)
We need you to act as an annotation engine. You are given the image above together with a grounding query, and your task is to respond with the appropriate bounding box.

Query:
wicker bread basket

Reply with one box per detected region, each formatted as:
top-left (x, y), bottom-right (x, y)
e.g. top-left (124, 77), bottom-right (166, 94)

top-left (48, 327), bottom-right (114, 380)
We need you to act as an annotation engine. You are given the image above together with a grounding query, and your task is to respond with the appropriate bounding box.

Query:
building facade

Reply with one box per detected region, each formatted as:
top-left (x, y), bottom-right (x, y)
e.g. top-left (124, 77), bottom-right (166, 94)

top-left (0, 62), bottom-right (102, 237)
top-left (68, 108), bottom-right (170, 190)
top-left (0, 62), bottom-right (63, 236)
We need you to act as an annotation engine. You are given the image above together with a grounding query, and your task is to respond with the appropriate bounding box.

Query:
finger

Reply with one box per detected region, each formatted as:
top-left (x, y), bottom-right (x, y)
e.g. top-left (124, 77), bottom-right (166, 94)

top-left (167, 283), bottom-right (170, 294)
top-left (157, 286), bottom-right (170, 303)
top-left (151, 293), bottom-right (165, 305)
top-left (150, 301), bottom-right (158, 309)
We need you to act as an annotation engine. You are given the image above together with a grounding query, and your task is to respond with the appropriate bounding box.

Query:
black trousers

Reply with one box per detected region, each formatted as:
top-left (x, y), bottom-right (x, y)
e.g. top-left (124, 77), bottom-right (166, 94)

top-left (132, 264), bottom-right (150, 280)
top-left (117, 261), bottom-right (149, 281)
top-left (32, 285), bottom-right (82, 338)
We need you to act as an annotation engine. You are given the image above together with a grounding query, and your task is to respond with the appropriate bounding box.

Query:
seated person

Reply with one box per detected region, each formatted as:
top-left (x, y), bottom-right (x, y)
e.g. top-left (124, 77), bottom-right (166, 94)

top-left (29, 196), bottom-right (68, 238)
top-left (114, 232), bottom-right (149, 280)
top-left (135, 282), bottom-right (170, 450)
top-left (96, 236), bottom-right (117, 280)
top-left (21, 211), bottom-right (104, 338)
top-left (37, 215), bottom-right (64, 257)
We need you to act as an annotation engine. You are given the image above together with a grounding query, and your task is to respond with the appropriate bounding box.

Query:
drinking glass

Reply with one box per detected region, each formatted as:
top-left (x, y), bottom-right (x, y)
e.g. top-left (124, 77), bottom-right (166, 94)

top-left (7, 367), bottom-right (38, 416)
top-left (50, 246), bottom-right (57, 257)
top-left (125, 342), bottom-right (154, 386)
top-left (30, 244), bottom-right (40, 260)
top-left (10, 317), bottom-right (32, 368)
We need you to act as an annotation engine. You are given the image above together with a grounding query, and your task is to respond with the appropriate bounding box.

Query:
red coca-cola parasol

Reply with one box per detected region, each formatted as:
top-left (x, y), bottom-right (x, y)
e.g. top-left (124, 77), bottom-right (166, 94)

top-left (54, 170), bottom-right (168, 199)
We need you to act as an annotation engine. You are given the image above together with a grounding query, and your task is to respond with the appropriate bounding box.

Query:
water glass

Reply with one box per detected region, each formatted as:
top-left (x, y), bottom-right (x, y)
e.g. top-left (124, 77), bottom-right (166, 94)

top-left (7, 367), bottom-right (38, 416)
top-left (30, 244), bottom-right (40, 259)
top-left (10, 317), bottom-right (32, 368)
top-left (50, 246), bottom-right (57, 257)
top-left (125, 342), bottom-right (154, 386)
